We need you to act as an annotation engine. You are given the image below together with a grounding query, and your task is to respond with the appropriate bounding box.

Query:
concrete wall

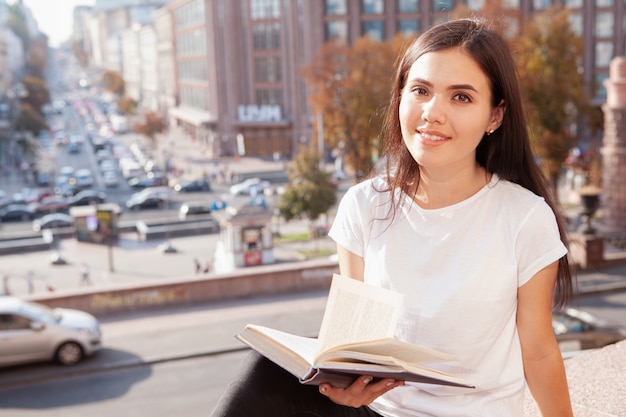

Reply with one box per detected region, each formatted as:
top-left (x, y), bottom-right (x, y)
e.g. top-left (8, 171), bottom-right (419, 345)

top-left (27, 258), bottom-right (339, 316)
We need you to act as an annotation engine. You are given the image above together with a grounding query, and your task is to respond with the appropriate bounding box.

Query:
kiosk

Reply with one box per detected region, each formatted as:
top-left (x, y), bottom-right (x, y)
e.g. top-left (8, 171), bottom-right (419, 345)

top-left (212, 202), bottom-right (274, 270)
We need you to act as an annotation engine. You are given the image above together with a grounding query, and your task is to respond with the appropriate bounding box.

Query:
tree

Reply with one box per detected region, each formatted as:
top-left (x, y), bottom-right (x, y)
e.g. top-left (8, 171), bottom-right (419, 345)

top-left (134, 111), bottom-right (166, 147)
top-left (513, 7), bottom-right (592, 191)
top-left (101, 70), bottom-right (125, 96)
top-left (302, 35), bottom-right (404, 182)
top-left (21, 75), bottom-right (50, 115)
top-left (277, 146), bottom-right (338, 231)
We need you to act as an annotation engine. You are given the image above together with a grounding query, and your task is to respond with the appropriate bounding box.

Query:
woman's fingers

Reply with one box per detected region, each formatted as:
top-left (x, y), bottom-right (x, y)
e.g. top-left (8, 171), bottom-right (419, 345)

top-left (319, 376), bottom-right (404, 407)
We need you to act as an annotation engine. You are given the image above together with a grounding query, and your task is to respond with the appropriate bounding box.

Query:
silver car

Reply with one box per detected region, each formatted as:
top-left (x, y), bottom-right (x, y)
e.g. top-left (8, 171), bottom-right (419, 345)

top-left (0, 297), bottom-right (102, 367)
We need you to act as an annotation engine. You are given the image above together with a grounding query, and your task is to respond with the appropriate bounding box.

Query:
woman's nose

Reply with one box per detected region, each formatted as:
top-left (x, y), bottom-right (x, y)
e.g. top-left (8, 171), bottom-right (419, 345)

top-left (421, 97), bottom-right (445, 124)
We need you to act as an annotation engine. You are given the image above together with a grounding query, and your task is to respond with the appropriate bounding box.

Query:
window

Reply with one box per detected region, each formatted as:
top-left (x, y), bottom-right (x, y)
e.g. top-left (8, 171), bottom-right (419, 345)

top-left (255, 56), bottom-right (282, 82)
top-left (398, 19), bottom-right (419, 35)
top-left (362, 20), bottom-right (384, 40)
top-left (568, 13), bottom-right (584, 36)
top-left (252, 24), bottom-right (281, 50)
top-left (0, 314), bottom-right (31, 330)
top-left (467, 0), bottom-right (485, 11)
top-left (433, 0), bottom-right (453, 12)
top-left (596, 0), bottom-right (613, 6)
top-left (326, 0), bottom-right (348, 15)
top-left (595, 12), bottom-right (614, 37)
top-left (594, 73), bottom-right (609, 99)
top-left (533, 0), bottom-right (552, 10)
top-left (256, 88), bottom-right (283, 106)
top-left (565, 0), bottom-right (583, 7)
top-left (250, 0), bottom-right (280, 20)
top-left (362, 0), bottom-right (384, 14)
top-left (398, 0), bottom-right (419, 12)
top-left (326, 20), bottom-right (349, 41)
top-left (595, 41), bottom-right (614, 67)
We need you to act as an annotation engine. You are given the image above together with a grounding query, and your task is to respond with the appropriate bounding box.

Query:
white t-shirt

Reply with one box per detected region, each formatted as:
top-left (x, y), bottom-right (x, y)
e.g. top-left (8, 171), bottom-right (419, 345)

top-left (328, 174), bottom-right (567, 417)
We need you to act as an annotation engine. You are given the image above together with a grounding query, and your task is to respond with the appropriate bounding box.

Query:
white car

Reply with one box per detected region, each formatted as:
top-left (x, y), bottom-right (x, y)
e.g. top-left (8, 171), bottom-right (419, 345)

top-left (75, 169), bottom-right (94, 188)
top-left (229, 177), bottom-right (271, 195)
top-left (0, 297), bottom-right (102, 367)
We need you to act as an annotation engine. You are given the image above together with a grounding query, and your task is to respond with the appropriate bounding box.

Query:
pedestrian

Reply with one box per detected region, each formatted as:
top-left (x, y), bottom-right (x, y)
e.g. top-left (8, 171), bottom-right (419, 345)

top-left (25, 271), bottom-right (34, 294)
top-left (79, 263), bottom-right (92, 286)
top-left (2, 275), bottom-right (10, 295)
top-left (202, 260), bottom-right (212, 274)
top-left (211, 19), bottom-right (574, 417)
top-left (194, 258), bottom-right (202, 274)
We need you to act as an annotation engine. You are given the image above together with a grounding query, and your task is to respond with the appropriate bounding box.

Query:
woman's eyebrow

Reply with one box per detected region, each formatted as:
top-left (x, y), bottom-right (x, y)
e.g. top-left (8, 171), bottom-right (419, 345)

top-left (407, 78), bottom-right (478, 93)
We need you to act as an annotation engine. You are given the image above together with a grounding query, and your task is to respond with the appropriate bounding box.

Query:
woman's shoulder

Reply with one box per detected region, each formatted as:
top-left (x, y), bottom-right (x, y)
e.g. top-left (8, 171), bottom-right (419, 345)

top-left (490, 177), bottom-right (550, 212)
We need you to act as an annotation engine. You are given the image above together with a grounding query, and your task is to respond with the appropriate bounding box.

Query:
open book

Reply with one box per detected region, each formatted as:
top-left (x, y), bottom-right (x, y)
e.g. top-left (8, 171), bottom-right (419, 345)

top-left (236, 274), bottom-right (473, 388)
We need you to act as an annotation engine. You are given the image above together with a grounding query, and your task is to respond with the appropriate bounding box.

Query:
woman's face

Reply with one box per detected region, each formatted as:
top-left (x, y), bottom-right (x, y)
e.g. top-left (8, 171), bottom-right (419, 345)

top-left (399, 47), bottom-right (503, 174)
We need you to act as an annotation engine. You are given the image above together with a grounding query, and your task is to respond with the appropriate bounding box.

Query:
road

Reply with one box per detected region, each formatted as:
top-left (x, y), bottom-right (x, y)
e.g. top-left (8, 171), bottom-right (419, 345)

top-left (0, 287), bottom-right (624, 416)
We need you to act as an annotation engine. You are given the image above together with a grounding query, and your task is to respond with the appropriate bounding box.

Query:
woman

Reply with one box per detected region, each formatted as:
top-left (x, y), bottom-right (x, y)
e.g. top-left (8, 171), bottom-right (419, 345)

top-left (211, 19), bottom-right (574, 417)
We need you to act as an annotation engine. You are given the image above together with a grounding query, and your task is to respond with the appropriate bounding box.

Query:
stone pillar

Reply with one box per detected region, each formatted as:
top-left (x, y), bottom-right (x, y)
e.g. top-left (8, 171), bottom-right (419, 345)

top-left (601, 57), bottom-right (626, 231)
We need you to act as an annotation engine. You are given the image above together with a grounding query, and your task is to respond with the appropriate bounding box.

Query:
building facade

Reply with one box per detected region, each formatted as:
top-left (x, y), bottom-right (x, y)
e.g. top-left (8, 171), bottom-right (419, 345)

top-left (75, 0), bottom-right (626, 158)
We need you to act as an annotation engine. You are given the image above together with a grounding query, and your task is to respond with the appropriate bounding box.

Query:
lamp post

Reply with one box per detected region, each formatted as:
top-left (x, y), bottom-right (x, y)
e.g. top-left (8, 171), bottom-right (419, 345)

top-left (578, 186), bottom-right (601, 235)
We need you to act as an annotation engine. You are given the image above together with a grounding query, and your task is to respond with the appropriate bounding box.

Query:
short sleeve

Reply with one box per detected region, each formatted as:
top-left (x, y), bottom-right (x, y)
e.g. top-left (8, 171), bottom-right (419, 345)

top-left (328, 185), bottom-right (367, 257)
top-left (515, 200), bottom-right (567, 286)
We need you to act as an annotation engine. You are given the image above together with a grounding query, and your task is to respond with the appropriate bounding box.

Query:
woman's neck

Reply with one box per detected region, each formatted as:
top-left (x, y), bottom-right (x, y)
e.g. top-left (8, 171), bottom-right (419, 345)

top-left (412, 165), bottom-right (490, 209)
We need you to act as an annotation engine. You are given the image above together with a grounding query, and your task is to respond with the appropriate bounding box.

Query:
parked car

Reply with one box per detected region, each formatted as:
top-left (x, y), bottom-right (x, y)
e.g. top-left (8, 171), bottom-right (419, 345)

top-left (172, 178), bottom-right (211, 192)
top-left (229, 177), bottom-right (271, 195)
top-left (0, 296), bottom-right (102, 367)
top-left (32, 213), bottom-right (75, 231)
top-left (67, 189), bottom-right (107, 207)
top-left (28, 195), bottom-right (69, 215)
top-left (0, 204), bottom-right (35, 222)
top-left (553, 307), bottom-right (626, 352)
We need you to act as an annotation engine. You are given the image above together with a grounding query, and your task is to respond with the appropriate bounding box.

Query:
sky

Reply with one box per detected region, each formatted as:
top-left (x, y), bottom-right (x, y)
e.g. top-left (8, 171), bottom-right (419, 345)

top-left (21, 0), bottom-right (95, 47)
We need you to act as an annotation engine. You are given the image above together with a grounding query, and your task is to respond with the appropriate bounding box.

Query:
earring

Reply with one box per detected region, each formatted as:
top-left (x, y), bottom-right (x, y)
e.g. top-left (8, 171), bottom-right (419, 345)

top-left (487, 129), bottom-right (495, 135)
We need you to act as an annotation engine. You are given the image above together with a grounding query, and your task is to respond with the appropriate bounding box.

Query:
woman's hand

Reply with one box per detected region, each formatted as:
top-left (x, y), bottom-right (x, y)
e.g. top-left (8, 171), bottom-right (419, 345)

top-left (318, 376), bottom-right (404, 407)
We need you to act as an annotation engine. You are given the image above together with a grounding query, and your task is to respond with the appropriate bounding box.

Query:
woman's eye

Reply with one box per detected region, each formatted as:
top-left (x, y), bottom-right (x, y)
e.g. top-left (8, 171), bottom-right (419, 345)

top-left (411, 86), bottom-right (428, 96)
top-left (454, 93), bottom-right (471, 103)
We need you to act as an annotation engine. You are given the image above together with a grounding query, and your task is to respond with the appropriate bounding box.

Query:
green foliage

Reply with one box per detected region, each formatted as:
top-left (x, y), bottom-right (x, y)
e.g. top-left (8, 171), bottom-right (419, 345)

top-left (277, 147), bottom-right (337, 222)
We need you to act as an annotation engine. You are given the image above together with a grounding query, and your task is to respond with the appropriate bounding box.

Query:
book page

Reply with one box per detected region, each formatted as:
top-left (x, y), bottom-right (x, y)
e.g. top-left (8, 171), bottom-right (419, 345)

top-left (315, 274), bottom-right (404, 357)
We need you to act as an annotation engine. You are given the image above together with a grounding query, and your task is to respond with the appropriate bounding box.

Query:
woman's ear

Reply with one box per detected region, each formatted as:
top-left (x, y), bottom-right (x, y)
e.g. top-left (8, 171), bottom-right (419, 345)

top-left (489, 100), bottom-right (505, 132)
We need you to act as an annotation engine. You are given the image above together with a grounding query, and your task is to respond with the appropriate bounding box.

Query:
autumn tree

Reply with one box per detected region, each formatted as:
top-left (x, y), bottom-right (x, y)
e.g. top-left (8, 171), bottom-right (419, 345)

top-left (134, 111), bottom-right (166, 147)
top-left (513, 7), bottom-right (592, 191)
top-left (302, 35), bottom-right (405, 182)
top-left (277, 145), bottom-right (337, 232)
top-left (21, 75), bottom-right (50, 115)
top-left (101, 70), bottom-right (125, 96)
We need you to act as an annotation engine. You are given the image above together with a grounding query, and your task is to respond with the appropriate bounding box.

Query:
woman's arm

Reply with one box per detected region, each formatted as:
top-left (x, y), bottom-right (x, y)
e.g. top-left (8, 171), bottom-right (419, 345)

top-left (336, 244), bottom-right (365, 281)
top-left (517, 260), bottom-right (574, 417)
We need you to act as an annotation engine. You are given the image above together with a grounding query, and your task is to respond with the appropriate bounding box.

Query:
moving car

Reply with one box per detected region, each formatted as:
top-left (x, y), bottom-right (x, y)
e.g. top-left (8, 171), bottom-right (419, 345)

top-left (32, 213), bottom-right (75, 231)
top-left (172, 178), bottom-right (211, 192)
top-left (178, 200), bottom-right (212, 220)
top-left (229, 177), bottom-right (271, 195)
top-left (553, 307), bottom-right (626, 352)
top-left (125, 187), bottom-right (171, 211)
top-left (0, 297), bottom-right (102, 367)
top-left (28, 195), bottom-right (69, 215)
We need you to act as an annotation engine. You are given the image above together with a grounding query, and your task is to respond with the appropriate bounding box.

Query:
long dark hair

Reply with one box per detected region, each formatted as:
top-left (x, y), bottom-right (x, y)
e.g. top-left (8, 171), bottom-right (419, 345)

top-left (379, 19), bottom-right (573, 308)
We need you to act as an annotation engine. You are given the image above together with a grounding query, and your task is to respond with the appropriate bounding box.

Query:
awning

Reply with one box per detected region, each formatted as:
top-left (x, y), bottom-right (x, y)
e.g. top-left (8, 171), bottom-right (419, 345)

top-left (168, 106), bottom-right (217, 127)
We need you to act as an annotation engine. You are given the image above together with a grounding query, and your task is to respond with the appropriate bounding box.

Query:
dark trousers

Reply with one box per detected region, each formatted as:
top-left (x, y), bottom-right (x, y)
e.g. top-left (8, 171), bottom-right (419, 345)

top-left (210, 351), bottom-right (383, 417)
